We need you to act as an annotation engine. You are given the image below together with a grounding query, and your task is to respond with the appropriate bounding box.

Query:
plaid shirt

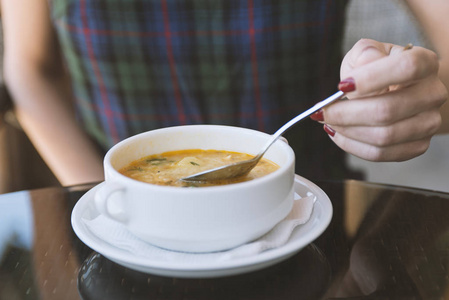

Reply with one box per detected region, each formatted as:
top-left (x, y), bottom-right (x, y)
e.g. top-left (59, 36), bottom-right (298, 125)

top-left (51, 0), bottom-right (358, 179)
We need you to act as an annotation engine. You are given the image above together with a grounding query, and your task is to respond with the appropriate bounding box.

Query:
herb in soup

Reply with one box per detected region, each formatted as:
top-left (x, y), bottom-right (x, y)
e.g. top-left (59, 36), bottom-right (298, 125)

top-left (119, 149), bottom-right (279, 187)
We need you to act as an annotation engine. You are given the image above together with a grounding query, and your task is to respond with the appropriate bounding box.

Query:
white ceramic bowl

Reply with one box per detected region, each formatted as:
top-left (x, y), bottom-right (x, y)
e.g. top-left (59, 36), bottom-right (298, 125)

top-left (95, 125), bottom-right (296, 253)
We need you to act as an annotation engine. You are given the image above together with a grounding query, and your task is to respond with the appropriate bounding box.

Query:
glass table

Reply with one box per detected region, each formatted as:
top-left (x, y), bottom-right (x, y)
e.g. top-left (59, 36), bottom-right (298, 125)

top-left (1, 179), bottom-right (449, 299)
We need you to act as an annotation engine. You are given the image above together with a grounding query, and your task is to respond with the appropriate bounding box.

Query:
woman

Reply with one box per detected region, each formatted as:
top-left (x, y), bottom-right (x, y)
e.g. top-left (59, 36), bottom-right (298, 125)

top-left (2, 0), bottom-right (448, 186)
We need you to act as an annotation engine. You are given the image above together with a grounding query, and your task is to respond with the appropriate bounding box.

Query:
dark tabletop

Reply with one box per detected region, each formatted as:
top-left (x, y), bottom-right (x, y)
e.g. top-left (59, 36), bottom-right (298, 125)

top-left (1, 179), bottom-right (449, 300)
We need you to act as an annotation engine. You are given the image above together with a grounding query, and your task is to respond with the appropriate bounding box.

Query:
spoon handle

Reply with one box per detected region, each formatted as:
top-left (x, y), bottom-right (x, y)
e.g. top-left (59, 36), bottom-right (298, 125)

top-left (259, 90), bottom-right (345, 156)
top-left (264, 44), bottom-right (412, 151)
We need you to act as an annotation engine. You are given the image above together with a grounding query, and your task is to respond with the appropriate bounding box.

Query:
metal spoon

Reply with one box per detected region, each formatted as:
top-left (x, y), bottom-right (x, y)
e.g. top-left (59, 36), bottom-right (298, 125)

top-left (181, 90), bottom-right (346, 182)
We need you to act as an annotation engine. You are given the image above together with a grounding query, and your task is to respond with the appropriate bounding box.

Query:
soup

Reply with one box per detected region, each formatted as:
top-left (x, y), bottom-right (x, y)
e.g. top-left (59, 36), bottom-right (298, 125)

top-left (119, 149), bottom-right (280, 187)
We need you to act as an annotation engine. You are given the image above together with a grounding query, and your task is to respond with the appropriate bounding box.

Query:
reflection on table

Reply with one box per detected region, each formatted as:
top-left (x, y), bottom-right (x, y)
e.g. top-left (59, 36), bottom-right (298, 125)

top-left (0, 180), bottom-right (449, 299)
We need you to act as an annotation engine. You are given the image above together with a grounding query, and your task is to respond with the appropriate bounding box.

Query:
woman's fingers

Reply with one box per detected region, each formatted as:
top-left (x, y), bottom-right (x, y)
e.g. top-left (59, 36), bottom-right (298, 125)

top-left (323, 76), bottom-right (447, 127)
top-left (328, 131), bottom-right (432, 162)
top-left (328, 108), bottom-right (442, 147)
top-left (341, 39), bottom-right (440, 96)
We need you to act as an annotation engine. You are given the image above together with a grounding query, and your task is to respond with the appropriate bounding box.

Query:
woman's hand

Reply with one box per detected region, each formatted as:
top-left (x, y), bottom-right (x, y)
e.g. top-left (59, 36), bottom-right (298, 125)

top-left (313, 39), bottom-right (448, 162)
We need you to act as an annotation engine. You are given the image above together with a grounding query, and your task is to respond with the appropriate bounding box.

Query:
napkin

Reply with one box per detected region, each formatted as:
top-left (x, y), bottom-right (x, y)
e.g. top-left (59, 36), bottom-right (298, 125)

top-left (83, 193), bottom-right (316, 262)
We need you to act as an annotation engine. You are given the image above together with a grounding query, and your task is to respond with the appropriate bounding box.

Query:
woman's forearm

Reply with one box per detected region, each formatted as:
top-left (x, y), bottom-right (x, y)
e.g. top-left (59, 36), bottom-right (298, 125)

top-left (5, 64), bottom-right (104, 186)
top-left (2, 0), bottom-right (104, 186)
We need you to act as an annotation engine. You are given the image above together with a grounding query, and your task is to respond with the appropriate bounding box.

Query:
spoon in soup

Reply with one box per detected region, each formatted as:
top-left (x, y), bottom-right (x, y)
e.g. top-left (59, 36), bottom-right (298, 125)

top-left (182, 44), bottom-right (414, 183)
top-left (181, 90), bottom-right (346, 182)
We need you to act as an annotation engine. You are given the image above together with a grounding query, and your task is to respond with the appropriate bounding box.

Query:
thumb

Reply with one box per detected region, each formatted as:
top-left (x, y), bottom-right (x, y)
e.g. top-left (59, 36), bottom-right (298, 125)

top-left (354, 45), bottom-right (388, 66)
top-left (341, 39), bottom-right (390, 78)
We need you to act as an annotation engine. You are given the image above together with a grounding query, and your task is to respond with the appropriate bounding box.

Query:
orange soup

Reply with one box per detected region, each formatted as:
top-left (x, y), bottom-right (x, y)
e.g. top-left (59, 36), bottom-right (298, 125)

top-left (119, 149), bottom-right (279, 187)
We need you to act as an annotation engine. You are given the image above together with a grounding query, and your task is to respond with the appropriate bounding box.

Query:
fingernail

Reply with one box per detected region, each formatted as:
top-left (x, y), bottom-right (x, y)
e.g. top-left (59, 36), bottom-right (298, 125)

top-left (338, 77), bottom-right (356, 93)
top-left (310, 109), bottom-right (324, 122)
top-left (323, 124), bottom-right (336, 137)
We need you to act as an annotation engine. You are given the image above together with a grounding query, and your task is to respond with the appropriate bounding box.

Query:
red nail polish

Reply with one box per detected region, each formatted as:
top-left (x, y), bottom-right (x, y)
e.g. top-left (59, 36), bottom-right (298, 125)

top-left (310, 109), bottom-right (324, 122)
top-left (338, 77), bottom-right (356, 93)
top-left (323, 124), bottom-right (336, 137)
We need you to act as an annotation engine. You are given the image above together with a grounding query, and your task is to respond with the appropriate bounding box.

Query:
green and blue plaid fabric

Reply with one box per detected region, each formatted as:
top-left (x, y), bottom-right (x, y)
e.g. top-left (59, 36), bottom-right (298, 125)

top-left (51, 0), bottom-right (358, 179)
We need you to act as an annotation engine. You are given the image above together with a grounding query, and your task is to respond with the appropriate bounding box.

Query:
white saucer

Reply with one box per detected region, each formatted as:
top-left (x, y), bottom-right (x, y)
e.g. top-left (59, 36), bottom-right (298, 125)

top-left (71, 175), bottom-right (332, 278)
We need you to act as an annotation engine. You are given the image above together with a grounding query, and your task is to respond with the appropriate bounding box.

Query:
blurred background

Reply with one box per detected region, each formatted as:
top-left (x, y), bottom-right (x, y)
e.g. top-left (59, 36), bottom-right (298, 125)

top-left (0, 0), bottom-right (447, 193)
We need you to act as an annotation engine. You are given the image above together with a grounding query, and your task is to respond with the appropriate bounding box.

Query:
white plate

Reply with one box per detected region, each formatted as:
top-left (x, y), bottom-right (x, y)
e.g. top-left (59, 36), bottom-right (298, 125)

top-left (71, 175), bottom-right (332, 278)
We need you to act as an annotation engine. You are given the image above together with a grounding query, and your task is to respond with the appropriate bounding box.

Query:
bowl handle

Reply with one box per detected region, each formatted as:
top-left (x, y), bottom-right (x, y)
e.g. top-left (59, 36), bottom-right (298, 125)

top-left (94, 182), bottom-right (128, 223)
